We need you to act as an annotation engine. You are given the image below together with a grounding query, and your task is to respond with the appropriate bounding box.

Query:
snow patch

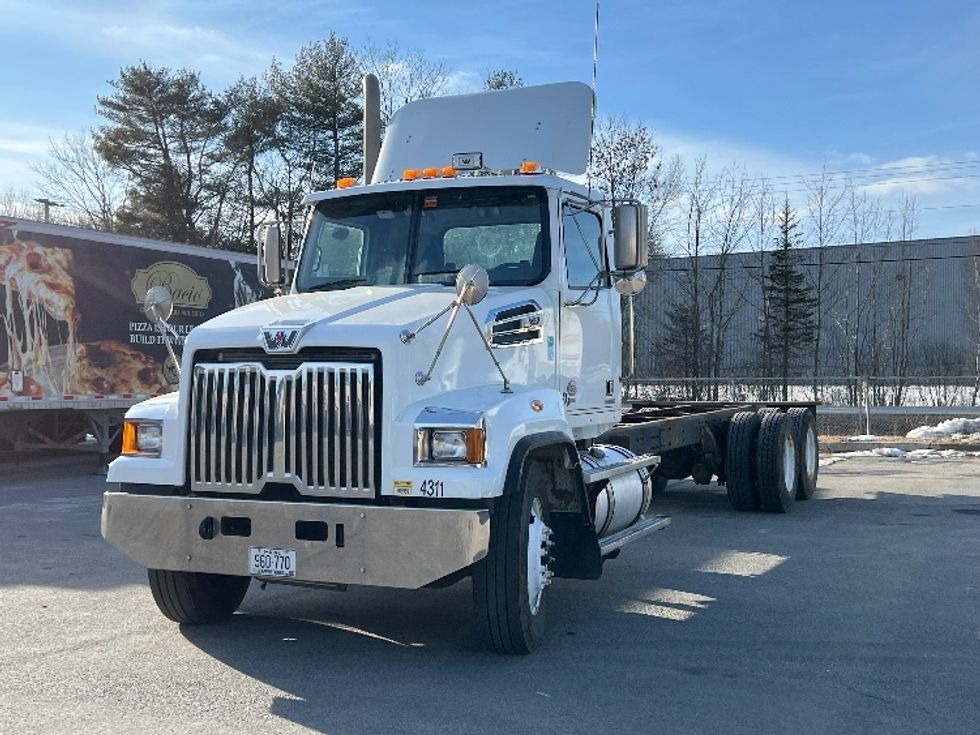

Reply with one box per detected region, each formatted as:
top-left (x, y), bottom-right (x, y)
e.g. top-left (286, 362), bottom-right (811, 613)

top-left (848, 434), bottom-right (879, 441)
top-left (906, 418), bottom-right (980, 441)
top-left (820, 447), bottom-right (980, 466)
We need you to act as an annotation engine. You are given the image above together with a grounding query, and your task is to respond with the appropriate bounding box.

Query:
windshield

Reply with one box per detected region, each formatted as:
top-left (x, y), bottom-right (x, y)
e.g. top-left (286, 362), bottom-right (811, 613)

top-left (295, 186), bottom-right (549, 291)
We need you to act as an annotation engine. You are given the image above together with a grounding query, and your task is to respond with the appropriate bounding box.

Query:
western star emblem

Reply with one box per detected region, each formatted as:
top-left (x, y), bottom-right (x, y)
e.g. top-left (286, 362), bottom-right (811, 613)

top-left (261, 327), bottom-right (300, 353)
top-left (259, 319), bottom-right (314, 354)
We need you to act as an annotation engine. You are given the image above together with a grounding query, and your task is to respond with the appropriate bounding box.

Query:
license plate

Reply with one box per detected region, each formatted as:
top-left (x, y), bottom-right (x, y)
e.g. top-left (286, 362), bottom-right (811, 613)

top-left (249, 546), bottom-right (296, 578)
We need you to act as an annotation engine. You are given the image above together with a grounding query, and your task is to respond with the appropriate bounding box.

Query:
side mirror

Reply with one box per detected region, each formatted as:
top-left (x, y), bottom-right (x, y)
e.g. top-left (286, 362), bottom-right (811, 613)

top-left (456, 264), bottom-right (489, 305)
top-left (143, 286), bottom-right (174, 325)
top-left (258, 225), bottom-right (284, 287)
top-left (612, 203), bottom-right (649, 273)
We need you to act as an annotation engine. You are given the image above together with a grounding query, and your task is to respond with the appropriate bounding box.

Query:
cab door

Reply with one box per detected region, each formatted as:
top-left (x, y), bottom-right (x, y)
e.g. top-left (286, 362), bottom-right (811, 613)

top-left (558, 202), bottom-right (619, 422)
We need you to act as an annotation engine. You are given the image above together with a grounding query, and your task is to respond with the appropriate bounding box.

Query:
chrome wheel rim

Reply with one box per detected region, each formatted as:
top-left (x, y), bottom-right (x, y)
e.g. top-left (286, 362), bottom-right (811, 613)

top-left (805, 426), bottom-right (817, 479)
top-left (783, 435), bottom-right (797, 495)
top-left (527, 497), bottom-right (553, 616)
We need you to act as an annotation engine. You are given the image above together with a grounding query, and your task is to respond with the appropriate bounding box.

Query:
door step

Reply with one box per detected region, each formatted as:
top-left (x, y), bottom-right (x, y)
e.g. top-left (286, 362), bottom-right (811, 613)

top-left (598, 514), bottom-right (671, 556)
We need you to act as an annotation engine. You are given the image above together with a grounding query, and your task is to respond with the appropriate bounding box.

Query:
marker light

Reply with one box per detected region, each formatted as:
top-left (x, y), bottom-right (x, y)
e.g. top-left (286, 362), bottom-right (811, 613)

top-left (402, 168), bottom-right (422, 181)
top-left (520, 160), bottom-right (541, 174)
top-left (336, 177), bottom-right (357, 189)
top-left (442, 166), bottom-right (458, 178)
top-left (422, 167), bottom-right (441, 179)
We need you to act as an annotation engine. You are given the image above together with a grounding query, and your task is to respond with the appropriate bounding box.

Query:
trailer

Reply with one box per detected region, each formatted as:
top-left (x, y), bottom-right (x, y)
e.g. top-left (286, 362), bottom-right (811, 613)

top-left (0, 218), bottom-right (268, 459)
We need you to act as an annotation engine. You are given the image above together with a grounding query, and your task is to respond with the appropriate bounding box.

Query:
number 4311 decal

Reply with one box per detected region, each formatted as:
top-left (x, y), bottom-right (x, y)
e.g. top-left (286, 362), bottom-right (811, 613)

top-left (419, 479), bottom-right (444, 497)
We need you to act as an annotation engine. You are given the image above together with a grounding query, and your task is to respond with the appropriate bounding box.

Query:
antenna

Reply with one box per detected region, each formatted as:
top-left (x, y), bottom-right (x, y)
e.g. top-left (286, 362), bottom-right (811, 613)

top-left (589, 2), bottom-right (600, 192)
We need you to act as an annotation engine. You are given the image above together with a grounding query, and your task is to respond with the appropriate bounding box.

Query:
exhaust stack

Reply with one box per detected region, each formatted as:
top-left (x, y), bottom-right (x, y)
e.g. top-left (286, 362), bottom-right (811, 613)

top-left (363, 73), bottom-right (381, 183)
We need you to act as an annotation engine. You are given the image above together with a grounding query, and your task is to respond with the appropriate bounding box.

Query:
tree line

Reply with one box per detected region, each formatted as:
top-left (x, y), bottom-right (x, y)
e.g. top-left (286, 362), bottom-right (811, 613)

top-left (646, 164), bottom-right (936, 401)
top-left (25, 34), bottom-right (679, 258)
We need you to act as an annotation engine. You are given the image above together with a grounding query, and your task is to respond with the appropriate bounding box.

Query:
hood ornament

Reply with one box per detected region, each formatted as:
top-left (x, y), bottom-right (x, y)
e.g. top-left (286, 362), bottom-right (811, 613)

top-left (400, 264), bottom-right (511, 393)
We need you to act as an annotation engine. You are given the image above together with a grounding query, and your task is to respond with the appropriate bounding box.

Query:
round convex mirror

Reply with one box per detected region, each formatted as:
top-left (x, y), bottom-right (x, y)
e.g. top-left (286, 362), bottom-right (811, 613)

top-left (456, 264), bottom-right (489, 305)
top-left (143, 286), bottom-right (174, 324)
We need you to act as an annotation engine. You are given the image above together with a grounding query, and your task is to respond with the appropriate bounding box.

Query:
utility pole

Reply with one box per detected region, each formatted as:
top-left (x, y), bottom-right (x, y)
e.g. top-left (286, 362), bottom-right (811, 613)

top-left (34, 197), bottom-right (63, 222)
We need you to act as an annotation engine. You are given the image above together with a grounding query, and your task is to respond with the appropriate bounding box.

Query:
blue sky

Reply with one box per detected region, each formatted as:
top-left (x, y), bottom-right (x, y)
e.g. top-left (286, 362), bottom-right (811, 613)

top-left (1, 0), bottom-right (978, 238)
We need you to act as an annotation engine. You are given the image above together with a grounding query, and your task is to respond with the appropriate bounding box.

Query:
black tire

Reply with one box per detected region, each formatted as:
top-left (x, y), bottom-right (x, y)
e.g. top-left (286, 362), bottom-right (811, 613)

top-left (724, 411), bottom-right (762, 511)
top-left (757, 412), bottom-right (798, 513)
top-left (148, 569), bottom-right (250, 624)
top-left (650, 469), bottom-right (669, 495)
top-left (473, 459), bottom-right (553, 654)
top-left (787, 407), bottom-right (819, 499)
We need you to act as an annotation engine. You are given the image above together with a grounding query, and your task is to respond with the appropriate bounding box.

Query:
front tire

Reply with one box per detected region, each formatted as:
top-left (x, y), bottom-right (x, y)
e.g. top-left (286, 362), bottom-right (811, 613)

top-left (148, 569), bottom-right (250, 624)
top-left (473, 459), bottom-right (554, 654)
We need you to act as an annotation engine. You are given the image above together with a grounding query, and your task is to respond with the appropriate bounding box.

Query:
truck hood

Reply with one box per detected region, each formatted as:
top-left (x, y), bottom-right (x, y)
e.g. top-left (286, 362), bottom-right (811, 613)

top-left (191, 285), bottom-right (457, 337)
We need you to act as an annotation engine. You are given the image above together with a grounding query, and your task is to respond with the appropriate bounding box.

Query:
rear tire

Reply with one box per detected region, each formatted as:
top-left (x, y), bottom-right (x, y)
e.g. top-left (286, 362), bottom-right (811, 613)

top-left (757, 412), bottom-right (798, 513)
top-left (724, 411), bottom-right (762, 511)
top-left (148, 569), bottom-right (250, 624)
top-left (787, 407), bottom-right (819, 499)
top-left (473, 460), bottom-right (553, 654)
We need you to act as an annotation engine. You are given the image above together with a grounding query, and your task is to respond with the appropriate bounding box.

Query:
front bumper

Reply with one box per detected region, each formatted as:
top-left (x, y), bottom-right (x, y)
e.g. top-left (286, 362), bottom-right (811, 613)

top-left (101, 492), bottom-right (490, 589)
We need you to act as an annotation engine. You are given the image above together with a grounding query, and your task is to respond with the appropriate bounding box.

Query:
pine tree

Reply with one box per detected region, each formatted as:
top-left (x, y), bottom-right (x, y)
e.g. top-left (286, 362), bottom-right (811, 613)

top-left (756, 197), bottom-right (817, 400)
top-left (658, 299), bottom-right (708, 397)
top-left (95, 63), bottom-right (229, 244)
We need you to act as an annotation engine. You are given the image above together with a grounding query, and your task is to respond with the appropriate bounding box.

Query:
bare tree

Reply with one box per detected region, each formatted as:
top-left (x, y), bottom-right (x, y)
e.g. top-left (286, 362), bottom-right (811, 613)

top-left (749, 180), bottom-right (777, 386)
top-left (899, 192), bottom-right (919, 240)
top-left (658, 159), bottom-right (715, 396)
top-left (704, 166), bottom-right (751, 394)
top-left (803, 165), bottom-right (848, 397)
top-left (588, 115), bottom-right (682, 256)
top-left (358, 40), bottom-right (450, 127)
top-left (0, 187), bottom-right (43, 220)
top-left (31, 131), bottom-right (126, 231)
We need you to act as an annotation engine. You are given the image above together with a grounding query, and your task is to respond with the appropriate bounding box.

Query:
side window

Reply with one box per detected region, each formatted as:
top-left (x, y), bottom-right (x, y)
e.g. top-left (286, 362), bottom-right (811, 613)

top-left (563, 208), bottom-right (605, 289)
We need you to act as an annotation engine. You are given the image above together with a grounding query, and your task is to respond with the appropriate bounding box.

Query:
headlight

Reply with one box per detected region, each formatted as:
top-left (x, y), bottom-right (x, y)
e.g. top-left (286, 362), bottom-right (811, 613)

top-left (415, 426), bottom-right (486, 465)
top-left (121, 420), bottom-right (163, 457)
top-left (431, 430), bottom-right (467, 460)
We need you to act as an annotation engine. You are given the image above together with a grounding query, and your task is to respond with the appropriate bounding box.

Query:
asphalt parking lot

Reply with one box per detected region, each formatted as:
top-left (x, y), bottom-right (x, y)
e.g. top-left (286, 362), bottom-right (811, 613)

top-left (1, 453), bottom-right (978, 735)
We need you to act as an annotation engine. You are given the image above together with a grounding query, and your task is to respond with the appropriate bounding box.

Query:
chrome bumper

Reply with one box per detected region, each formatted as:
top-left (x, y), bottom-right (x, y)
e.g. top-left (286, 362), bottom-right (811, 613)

top-left (101, 492), bottom-right (489, 589)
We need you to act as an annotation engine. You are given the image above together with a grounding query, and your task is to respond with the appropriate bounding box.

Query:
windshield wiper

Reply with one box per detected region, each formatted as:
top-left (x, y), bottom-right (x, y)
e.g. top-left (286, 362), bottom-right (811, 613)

top-left (304, 277), bottom-right (369, 292)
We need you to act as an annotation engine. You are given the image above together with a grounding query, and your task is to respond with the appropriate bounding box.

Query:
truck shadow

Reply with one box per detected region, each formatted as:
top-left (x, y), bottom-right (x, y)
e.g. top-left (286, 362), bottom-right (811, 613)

top-left (179, 479), bottom-right (980, 734)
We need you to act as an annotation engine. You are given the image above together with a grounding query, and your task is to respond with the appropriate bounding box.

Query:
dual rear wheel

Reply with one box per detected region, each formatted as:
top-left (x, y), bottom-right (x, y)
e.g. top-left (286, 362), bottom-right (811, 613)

top-left (725, 407), bottom-right (818, 513)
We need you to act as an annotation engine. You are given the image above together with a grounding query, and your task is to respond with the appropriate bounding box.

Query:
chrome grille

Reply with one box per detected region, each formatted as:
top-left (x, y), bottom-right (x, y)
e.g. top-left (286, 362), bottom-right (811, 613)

top-left (188, 362), bottom-right (376, 497)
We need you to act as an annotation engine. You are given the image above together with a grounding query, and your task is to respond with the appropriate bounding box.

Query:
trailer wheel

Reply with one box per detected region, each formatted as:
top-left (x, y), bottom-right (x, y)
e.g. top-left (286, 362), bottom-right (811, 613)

top-left (787, 407), bottom-right (819, 499)
top-left (473, 459), bottom-right (553, 654)
top-left (147, 569), bottom-right (250, 624)
top-left (650, 469), bottom-right (669, 495)
top-left (757, 412), bottom-right (798, 513)
top-left (724, 411), bottom-right (762, 511)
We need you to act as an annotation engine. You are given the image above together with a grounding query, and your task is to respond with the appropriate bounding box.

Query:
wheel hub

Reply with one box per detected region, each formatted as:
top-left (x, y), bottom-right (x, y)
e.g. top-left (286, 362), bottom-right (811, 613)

top-left (804, 426), bottom-right (817, 479)
top-left (527, 498), bottom-right (553, 616)
top-left (783, 435), bottom-right (797, 493)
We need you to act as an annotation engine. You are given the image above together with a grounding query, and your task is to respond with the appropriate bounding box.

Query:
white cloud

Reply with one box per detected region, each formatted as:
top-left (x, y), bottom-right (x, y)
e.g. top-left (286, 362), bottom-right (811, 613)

top-left (99, 22), bottom-right (271, 73)
top-left (442, 70), bottom-right (481, 95)
top-left (855, 154), bottom-right (980, 197)
top-left (0, 122), bottom-right (63, 152)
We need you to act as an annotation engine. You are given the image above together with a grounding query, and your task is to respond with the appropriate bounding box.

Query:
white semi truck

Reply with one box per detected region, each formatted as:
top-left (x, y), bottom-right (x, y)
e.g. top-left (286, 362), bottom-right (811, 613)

top-left (101, 81), bottom-right (819, 654)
